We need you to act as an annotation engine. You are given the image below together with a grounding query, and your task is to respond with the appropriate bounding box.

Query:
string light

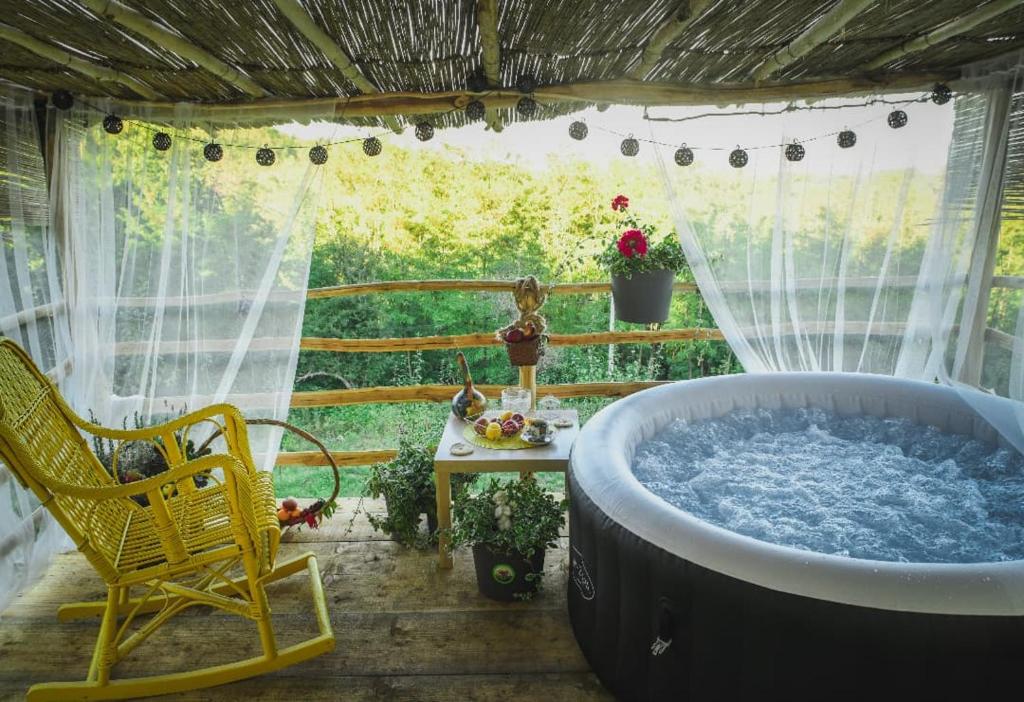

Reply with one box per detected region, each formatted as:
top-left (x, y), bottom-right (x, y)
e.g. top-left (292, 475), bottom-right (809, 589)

top-left (152, 132), bottom-right (172, 151)
top-left (569, 121), bottom-right (588, 140)
top-left (674, 145), bottom-right (694, 166)
top-left (415, 121), bottom-right (435, 141)
top-left (362, 136), bottom-right (382, 157)
top-left (887, 109), bottom-right (908, 128)
top-left (466, 99), bottom-right (486, 121)
top-left (203, 142), bottom-right (223, 162)
top-left (102, 114), bottom-right (123, 134)
top-left (728, 147), bottom-right (748, 168)
top-left (255, 145), bottom-right (276, 166)
top-left (309, 145), bottom-right (328, 165)
top-left (68, 84), bottom-right (948, 166)
top-left (516, 96), bottom-right (538, 118)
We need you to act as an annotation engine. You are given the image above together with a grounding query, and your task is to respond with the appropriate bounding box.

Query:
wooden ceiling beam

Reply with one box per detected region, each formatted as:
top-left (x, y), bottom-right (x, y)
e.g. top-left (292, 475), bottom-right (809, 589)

top-left (863, 0), bottom-right (1024, 70)
top-left (626, 0), bottom-right (713, 80)
top-left (271, 0), bottom-right (401, 133)
top-left (81, 0), bottom-right (268, 98)
top-left (752, 0), bottom-right (876, 81)
top-left (476, 0), bottom-right (504, 132)
top-left (111, 71), bottom-right (956, 123)
top-left (0, 22), bottom-right (161, 100)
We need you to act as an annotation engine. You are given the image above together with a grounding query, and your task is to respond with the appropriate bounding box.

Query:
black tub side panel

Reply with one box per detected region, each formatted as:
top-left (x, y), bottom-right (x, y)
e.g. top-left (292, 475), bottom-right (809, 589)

top-left (567, 465), bottom-right (1024, 702)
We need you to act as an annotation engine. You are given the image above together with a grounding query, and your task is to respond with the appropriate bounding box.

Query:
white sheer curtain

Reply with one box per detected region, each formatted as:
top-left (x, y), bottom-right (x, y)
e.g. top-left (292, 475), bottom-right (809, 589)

top-left (939, 52), bottom-right (1024, 455)
top-left (54, 101), bottom-right (328, 468)
top-left (654, 87), bottom-right (996, 379)
top-left (0, 87), bottom-right (73, 614)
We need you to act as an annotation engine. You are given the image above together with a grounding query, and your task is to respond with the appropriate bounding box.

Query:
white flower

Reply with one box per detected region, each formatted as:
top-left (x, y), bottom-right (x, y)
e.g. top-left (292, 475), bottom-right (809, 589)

top-left (500, 504), bottom-right (512, 517)
top-left (493, 490), bottom-right (508, 505)
top-left (498, 516), bottom-right (512, 531)
top-left (494, 505), bottom-right (504, 519)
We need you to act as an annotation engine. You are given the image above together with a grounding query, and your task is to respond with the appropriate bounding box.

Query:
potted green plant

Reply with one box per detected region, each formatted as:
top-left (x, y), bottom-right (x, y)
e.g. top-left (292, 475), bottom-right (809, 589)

top-left (596, 194), bottom-right (690, 324)
top-left (89, 408), bottom-right (212, 506)
top-left (366, 439), bottom-right (473, 547)
top-left (450, 477), bottom-right (566, 601)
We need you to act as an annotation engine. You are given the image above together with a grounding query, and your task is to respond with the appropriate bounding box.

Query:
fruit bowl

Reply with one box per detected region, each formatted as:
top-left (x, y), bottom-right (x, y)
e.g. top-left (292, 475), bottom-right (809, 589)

top-left (472, 411), bottom-right (526, 441)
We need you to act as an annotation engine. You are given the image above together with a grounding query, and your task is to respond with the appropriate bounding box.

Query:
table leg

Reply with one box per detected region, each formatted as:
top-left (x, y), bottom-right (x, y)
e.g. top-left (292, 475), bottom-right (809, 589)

top-left (436, 467), bottom-right (453, 569)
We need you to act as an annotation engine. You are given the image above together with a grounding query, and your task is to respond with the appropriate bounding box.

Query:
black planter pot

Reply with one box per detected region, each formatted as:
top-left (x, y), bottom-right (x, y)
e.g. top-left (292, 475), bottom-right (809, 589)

top-left (471, 543), bottom-right (546, 601)
top-left (611, 269), bottom-right (675, 324)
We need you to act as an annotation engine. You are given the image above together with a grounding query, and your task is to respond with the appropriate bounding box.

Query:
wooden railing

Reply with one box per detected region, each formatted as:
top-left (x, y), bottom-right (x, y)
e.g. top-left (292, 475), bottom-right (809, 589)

top-left (9, 273), bottom-right (1024, 471)
top-left (283, 278), bottom-right (713, 469)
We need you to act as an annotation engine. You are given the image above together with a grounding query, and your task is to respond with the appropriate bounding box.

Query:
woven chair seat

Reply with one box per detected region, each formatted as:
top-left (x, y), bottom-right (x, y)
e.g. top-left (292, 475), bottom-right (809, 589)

top-left (115, 472), bottom-right (278, 576)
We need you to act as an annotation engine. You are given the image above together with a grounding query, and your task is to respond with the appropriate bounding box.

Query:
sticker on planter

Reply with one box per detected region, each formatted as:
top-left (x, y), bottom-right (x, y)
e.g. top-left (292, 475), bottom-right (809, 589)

top-left (492, 563), bottom-right (516, 585)
top-left (571, 546), bottom-right (595, 600)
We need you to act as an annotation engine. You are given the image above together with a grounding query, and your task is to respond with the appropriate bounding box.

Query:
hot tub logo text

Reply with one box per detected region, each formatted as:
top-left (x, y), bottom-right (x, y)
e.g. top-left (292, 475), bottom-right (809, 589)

top-left (571, 546), bottom-right (595, 600)
top-left (492, 563), bottom-right (516, 585)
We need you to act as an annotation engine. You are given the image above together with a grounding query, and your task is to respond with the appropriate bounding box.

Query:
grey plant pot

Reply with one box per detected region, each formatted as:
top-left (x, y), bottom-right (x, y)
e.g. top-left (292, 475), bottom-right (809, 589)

top-left (611, 269), bottom-right (675, 324)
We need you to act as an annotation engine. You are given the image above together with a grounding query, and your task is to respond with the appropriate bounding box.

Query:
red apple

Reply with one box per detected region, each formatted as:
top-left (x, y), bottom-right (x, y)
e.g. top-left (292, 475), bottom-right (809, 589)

top-left (505, 328), bottom-right (525, 343)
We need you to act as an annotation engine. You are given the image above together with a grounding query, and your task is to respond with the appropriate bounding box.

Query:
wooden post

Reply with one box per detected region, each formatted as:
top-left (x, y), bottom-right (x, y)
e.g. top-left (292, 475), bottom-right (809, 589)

top-left (955, 81), bottom-right (1014, 386)
top-left (519, 365), bottom-right (537, 411)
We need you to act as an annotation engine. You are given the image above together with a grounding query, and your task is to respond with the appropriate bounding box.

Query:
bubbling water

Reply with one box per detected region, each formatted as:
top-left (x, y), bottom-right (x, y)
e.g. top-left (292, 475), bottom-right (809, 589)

top-left (631, 407), bottom-right (1024, 563)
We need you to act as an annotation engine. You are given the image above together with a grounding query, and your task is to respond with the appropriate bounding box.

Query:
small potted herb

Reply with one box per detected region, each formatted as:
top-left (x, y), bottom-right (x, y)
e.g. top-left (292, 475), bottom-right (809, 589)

top-left (366, 440), bottom-right (474, 547)
top-left (596, 194), bottom-right (690, 324)
top-left (89, 409), bottom-right (212, 506)
top-left (450, 477), bottom-right (565, 601)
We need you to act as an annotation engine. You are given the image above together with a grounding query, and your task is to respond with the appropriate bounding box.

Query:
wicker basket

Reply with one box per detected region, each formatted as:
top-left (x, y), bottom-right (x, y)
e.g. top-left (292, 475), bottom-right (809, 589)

top-left (505, 335), bottom-right (544, 366)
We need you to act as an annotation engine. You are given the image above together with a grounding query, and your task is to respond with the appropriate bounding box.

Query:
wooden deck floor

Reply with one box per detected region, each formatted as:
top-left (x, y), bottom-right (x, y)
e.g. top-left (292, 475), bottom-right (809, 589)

top-left (0, 499), bottom-right (612, 701)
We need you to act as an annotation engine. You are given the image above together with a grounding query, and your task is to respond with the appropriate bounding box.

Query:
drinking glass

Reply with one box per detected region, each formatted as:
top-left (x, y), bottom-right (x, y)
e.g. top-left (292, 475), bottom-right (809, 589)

top-left (501, 386), bottom-right (531, 414)
top-left (538, 394), bottom-right (561, 419)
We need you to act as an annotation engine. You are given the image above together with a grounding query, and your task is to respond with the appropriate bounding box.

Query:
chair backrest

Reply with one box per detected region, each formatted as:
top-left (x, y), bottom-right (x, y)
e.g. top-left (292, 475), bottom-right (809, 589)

top-left (0, 339), bottom-right (128, 581)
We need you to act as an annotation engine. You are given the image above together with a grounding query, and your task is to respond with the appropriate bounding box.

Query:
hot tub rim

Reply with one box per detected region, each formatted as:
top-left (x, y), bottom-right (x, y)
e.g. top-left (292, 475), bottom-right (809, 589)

top-left (570, 371), bottom-right (1024, 616)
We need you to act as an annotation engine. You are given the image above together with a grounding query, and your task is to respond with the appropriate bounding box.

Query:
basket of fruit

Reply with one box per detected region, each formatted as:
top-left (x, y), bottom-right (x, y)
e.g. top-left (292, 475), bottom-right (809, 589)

top-left (498, 322), bottom-right (545, 367)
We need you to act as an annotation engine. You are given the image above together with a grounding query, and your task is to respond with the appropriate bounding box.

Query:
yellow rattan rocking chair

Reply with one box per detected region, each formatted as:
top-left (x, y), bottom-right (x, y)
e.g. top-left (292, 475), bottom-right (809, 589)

top-left (0, 339), bottom-right (334, 701)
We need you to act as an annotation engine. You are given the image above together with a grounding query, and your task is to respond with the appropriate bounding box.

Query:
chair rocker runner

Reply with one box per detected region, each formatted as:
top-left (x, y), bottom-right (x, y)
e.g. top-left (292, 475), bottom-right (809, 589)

top-left (0, 339), bottom-right (334, 701)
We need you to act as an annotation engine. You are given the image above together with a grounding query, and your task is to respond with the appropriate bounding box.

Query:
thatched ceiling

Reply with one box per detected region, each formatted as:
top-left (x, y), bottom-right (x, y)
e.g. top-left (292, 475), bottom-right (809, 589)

top-left (1, 0), bottom-right (1022, 129)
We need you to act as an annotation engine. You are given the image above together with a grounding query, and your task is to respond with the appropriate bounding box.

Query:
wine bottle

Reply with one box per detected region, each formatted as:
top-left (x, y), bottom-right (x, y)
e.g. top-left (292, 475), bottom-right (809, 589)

top-left (452, 351), bottom-right (487, 420)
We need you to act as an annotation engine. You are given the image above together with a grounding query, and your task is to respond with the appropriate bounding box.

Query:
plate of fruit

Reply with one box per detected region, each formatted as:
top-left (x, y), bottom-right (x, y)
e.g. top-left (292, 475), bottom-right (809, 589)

top-left (472, 411), bottom-right (527, 442)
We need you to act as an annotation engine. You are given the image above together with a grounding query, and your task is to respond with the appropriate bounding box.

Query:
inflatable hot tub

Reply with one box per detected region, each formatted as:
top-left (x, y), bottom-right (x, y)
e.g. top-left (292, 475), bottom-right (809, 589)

top-left (568, 373), bottom-right (1024, 701)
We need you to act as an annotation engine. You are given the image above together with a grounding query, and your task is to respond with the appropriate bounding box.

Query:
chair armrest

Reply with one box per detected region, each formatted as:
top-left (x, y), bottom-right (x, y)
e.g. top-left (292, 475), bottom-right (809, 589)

top-left (44, 453), bottom-right (246, 501)
top-left (70, 403), bottom-right (247, 443)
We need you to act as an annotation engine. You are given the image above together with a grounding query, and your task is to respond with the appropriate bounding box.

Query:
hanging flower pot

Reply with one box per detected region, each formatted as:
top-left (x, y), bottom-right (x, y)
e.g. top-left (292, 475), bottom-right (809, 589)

top-left (498, 323), bottom-right (546, 366)
top-left (596, 194), bottom-right (689, 325)
top-left (611, 269), bottom-right (675, 324)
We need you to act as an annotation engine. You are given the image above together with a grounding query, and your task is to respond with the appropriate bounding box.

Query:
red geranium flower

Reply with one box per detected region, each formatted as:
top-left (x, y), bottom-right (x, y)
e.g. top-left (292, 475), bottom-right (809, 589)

top-left (617, 229), bottom-right (647, 258)
top-left (611, 194), bottom-right (629, 211)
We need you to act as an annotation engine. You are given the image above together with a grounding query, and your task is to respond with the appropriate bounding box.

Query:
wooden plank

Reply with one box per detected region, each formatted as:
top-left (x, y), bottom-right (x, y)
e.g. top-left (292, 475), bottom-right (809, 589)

top-left (115, 72), bottom-right (956, 122)
top-left (276, 449), bottom-right (397, 467)
top-left (0, 300), bottom-right (65, 330)
top-left (305, 276), bottom-right (920, 300)
top-left (751, 0), bottom-right (875, 81)
top-left (287, 380), bottom-right (668, 410)
top-left (864, 0), bottom-right (1024, 70)
top-left (300, 328), bottom-right (723, 353)
top-left (984, 326), bottom-right (1014, 352)
top-left (476, 0), bottom-right (505, 133)
top-left (81, 0), bottom-right (268, 98)
top-left (0, 22), bottom-right (160, 99)
top-left (0, 538), bottom-right (602, 700)
top-left (627, 0), bottom-right (713, 80)
top-left (991, 275), bottom-right (1024, 290)
top-left (271, 0), bottom-right (402, 133)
